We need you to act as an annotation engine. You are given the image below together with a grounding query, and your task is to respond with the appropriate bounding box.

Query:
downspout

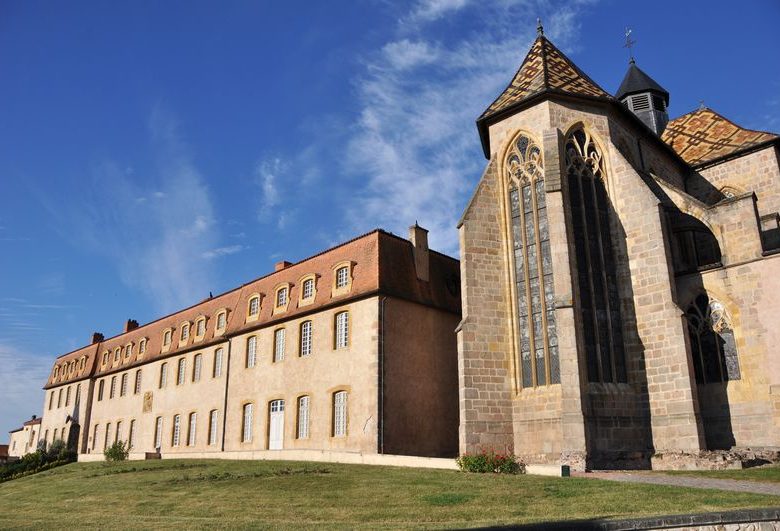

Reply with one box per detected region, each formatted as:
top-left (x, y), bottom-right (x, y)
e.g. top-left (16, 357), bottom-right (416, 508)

top-left (220, 339), bottom-right (232, 452)
top-left (378, 297), bottom-right (387, 454)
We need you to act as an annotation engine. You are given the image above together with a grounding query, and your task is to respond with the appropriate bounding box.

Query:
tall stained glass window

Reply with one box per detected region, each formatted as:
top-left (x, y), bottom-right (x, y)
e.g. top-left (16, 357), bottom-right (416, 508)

top-left (564, 128), bottom-right (626, 383)
top-left (506, 132), bottom-right (559, 388)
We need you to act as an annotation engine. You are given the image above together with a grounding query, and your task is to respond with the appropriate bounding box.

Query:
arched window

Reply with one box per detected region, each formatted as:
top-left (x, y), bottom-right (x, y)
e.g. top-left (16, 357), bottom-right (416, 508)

top-left (505, 132), bottom-right (559, 388)
top-left (667, 210), bottom-right (721, 274)
top-left (565, 128), bottom-right (626, 384)
top-left (686, 293), bottom-right (740, 384)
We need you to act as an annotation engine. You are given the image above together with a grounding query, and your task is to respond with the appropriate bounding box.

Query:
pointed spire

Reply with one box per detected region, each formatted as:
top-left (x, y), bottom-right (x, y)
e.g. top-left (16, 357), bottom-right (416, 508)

top-left (536, 18), bottom-right (544, 37)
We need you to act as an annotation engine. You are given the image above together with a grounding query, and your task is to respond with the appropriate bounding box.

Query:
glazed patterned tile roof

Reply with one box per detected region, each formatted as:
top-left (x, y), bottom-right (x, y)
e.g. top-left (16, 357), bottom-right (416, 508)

top-left (479, 36), bottom-right (611, 121)
top-left (44, 229), bottom-right (460, 387)
top-left (662, 107), bottom-right (779, 166)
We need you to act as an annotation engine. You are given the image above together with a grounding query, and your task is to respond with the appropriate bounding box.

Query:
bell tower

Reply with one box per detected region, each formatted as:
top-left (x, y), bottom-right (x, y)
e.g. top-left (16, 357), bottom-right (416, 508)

top-left (616, 58), bottom-right (670, 135)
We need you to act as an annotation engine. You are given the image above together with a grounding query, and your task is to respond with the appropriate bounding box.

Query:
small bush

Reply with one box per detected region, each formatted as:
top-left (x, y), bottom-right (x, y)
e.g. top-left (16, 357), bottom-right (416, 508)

top-left (456, 451), bottom-right (523, 474)
top-left (104, 441), bottom-right (130, 462)
top-left (0, 440), bottom-right (77, 483)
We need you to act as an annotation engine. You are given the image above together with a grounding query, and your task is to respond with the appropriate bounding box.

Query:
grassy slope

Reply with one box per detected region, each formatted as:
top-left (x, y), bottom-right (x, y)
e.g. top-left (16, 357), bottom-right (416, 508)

top-left (663, 465), bottom-right (780, 483)
top-left (0, 459), bottom-right (778, 529)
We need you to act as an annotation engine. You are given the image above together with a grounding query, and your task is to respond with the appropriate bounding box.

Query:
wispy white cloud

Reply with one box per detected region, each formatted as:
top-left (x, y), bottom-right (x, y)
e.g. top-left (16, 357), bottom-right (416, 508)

top-left (256, 157), bottom-right (283, 222)
top-left (0, 343), bottom-right (51, 436)
top-left (201, 244), bottom-right (248, 260)
top-left (405, 0), bottom-right (471, 24)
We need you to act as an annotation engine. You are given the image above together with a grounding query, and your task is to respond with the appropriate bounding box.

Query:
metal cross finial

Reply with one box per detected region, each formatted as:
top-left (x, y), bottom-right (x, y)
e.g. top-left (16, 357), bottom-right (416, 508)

top-left (537, 18), bottom-right (544, 37)
top-left (624, 27), bottom-right (636, 63)
top-left (699, 100), bottom-right (706, 110)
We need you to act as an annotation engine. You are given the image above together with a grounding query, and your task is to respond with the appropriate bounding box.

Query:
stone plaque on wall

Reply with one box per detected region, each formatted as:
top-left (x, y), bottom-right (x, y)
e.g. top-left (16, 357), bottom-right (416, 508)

top-left (143, 392), bottom-right (153, 413)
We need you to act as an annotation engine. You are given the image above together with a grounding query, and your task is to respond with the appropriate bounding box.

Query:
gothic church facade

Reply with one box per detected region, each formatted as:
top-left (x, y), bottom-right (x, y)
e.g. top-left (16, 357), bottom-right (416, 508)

top-left (457, 30), bottom-right (780, 469)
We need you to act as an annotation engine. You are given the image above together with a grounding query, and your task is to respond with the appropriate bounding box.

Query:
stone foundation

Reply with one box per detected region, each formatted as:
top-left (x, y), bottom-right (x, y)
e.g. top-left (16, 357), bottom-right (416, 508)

top-left (651, 448), bottom-right (780, 471)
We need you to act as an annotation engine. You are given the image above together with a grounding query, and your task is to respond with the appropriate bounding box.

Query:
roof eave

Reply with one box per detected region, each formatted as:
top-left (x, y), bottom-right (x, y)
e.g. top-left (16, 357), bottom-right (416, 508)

top-left (691, 138), bottom-right (780, 170)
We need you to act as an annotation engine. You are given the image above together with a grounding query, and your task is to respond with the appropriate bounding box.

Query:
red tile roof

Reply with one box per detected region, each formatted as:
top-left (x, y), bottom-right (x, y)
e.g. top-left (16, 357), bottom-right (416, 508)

top-left (44, 229), bottom-right (460, 385)
top-left (23, 417), bottom-right (41, 426)
top-left (662, 107), bottom-right (778, 167)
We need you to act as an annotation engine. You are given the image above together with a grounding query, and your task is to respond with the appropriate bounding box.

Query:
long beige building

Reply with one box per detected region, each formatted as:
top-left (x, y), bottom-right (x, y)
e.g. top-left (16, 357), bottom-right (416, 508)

top-left (33, 227), bottom-right (461, 460)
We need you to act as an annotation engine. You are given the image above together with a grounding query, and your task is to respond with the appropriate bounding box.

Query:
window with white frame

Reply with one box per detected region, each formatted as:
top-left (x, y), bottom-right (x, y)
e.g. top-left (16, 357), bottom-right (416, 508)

top-left (116, 420), bottom-right (123, 443)
top-left (110, 377), bottom-right (116, 399)
top-left (242, 403), bottom-right (253, 442)
top-left (196, 318), bottom-right (205, 337)
top-left (276, 287), bottom-right (288, 308)
top-left (125, 344), bottom-right (132, 359)
top-left (336, 266), bottom-right (349, 289)
top-left (172, 414), bottom-right (181, 447)
top-left (139, 338), bottom-right (147, 355)
top-left (213, 348), bottom-right (223, 378)
top-left (114, 348), bottom-right (121, 362)
top-left (333, 391), bottom-right (347, 437)
top-left (159, 363), bottom-right (168, 388)
top-left (193, 354), bottom-right (202, 382)
top-left (246, 336), bottom-right (257, 368)
top-left (181, 323), bottom-right (190, 341)
top-left (154, 417), bottom-right (163, 449)
top-left (216, 311), bottom-right (226, 330)
top-left (128, 419), bottom-right (136, 449)
top-left (274, 329), bottom-right (285, 362)
top-left (335, 312), bottom-right (349, 349)
top-left (208, 409), bottom-right (218, 445)
top-left (302, 278), bottom-right (314, 299)
top-left (163, 330), bottom-right (172, 346)
top-left (187, 412), bottom-right (197, 446)
top-left (248, 296), bottom-right (260, 317)
top-left (134, 370), bottom-right (142, 394)
top-left (120, 373), bottom-right (128, 396)
top-left (300, 321), bottom-right (312, 357)
top-left (177, 358), bottom-right (186, 385)
top-left (297, 396), bottom-right (310, 439)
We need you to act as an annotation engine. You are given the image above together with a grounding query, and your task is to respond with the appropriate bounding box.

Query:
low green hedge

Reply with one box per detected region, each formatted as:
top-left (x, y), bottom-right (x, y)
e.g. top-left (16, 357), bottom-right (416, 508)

top-left (0, 440), bottom-right (77, 483)
top-left (456, 451), bottom-right (524, 474)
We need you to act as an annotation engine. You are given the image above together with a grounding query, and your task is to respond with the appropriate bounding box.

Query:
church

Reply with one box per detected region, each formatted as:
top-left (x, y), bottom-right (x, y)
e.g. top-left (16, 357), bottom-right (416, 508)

top-left (457, 26), bottom-right (780, 470)
top-left (9, 28), bottom-right (780, 471)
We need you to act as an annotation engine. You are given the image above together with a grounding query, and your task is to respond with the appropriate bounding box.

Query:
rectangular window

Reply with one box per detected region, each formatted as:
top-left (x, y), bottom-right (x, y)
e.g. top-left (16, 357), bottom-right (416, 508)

top-left (139, 339), bottom-right (146, 355)
top-left (187, 412), bottom-right (197, 446)
top-left (104, 423), bottom-right (111, 450)
top-left (181, 324), bottom-right (190, 341)
top-left (159, 363), bottom-right (168, 388)
top-left (110, 377), bottom-right (116, 399)
top-left (336, 266), bottom-right (349, 288)
top-left (193, 354), bottom-right (202, 382)
top-left (177, 358), bottom-right (186, 385)
top-left (134, 370), bottom-right (142, 394)
top-left (128, 419), bottom-right (136, 449)
top-left (48, 391), bottom-right (54, 410)
top-left (172, 415), bottom-right (181, 447)
top-left (300, 321), bottom-right (312, 357)
top-left (65, 386), bottom-right (71, 406)
top-left (302, 278), bottom-right (314, 299)
top-left (102, 352), bottom-right (109, 365)
top-left (75, 384), bottom-right (81, 405)
top-left (120, 373), bottom-right (128, 396)
top-left (242, 403), bottom-right (253, 442)
top-left (246, 336), bottom-right (257, 368)
top-left (213, 348), bottom-right (223, 378)
top-left (297, 396), bottom-right (310, 439)
top-left (92, 424), bottom-right (99, 451)
top-left (217, 312), bottom-right (226, 329)
top-left (98, 380), bottom-right (105, 401)
top-left (154, 417), bottom-right (163, 449)
top-left (164, 330), bottom-right (172, 346)
top-left (249, 297), bottom-right (259, 316)
top-left (335, 312), bottom-right (349, 349)
top-left (125, 344), bottom-right (132, 359)
top-left (333, 391), bottom-right (347, 437)
top-left (276, 287), bottom-right (287, 307)
top-left (196, 319), bottom-right (205, 336)
top-left (208, 410), bottom-right (218, 445)
top-left (116, 420), bottom-right (123, 443)
top-left (274, 329), bottom-right (285, 362)
top-left (114, 348), bottom-right (120, 362)
top-left (57, 388), bottom-right (62, 408)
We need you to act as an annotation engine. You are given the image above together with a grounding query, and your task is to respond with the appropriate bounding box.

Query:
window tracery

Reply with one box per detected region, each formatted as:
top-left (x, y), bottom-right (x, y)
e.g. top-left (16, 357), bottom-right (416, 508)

top-left (506, 132), bottom-right (559, 388)
top-left (686, 293), bottom-right (740, 384)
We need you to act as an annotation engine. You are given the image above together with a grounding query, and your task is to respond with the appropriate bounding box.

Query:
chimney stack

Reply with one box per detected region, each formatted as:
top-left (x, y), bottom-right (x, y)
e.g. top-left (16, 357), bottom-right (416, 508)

top-left (275, 261), bottom-right (293, 272)
top-left (408, 223), bottom-right (430, 282)
top-left (124, 319), bottom-right (139, 333)
top-left (91, 332), bottom-right (104, 344)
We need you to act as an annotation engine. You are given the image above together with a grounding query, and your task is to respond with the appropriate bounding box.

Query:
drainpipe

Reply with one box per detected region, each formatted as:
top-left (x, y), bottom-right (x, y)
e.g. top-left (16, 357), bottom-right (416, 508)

top-left (378, 297), bottom-right (387, 454)
top-left (220, 340), bottom-right (232, 452)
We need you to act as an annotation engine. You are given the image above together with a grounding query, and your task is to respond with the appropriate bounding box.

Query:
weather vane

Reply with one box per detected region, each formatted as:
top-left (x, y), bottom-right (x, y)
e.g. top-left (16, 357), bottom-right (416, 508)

top-left (537, 18), bottom-right (544, 37)
top-left (624, 27), bottom-right (636, 63)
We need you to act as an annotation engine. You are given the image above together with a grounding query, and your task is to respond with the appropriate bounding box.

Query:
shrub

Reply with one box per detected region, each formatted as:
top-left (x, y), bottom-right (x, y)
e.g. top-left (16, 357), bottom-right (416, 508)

top-left (0, 440), bottom-right (77, 483)
top-left (456, 451), bottom-right (523, 474)
top-left (104, 441), bottom-right (130, 462)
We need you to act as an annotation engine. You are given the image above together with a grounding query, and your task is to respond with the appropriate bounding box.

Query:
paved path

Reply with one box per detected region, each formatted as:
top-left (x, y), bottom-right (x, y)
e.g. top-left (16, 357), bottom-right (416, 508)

top-left (573, 471), bottom-right (780, 496)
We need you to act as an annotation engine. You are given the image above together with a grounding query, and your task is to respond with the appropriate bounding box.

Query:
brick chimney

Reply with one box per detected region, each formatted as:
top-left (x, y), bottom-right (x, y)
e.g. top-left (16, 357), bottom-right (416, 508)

top-left (124, 319), bottom-right (139, 333)
top-left (91, 332), bottom-right (104, 344)
top-left (408, 223), bottom-right (429, 282)
top-left (275, 261), bottom-right (293, 272)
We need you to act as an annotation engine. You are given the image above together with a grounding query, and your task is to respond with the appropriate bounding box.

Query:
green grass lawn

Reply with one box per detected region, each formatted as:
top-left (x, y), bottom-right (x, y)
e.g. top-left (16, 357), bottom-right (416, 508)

top-left (662, 464), bottom-right (780, 483)
top-left (0, 459), bottom-right (778, 529)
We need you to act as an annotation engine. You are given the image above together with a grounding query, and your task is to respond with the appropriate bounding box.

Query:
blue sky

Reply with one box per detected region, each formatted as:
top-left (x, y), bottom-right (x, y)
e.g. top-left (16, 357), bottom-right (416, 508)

top-left (1, 0), bottom-right (778, 437)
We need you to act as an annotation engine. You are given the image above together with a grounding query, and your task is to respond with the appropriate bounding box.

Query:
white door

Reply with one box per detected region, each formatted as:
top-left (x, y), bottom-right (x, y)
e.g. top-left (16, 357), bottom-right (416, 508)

top-left (269, 400), bottom-right (285, 450)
